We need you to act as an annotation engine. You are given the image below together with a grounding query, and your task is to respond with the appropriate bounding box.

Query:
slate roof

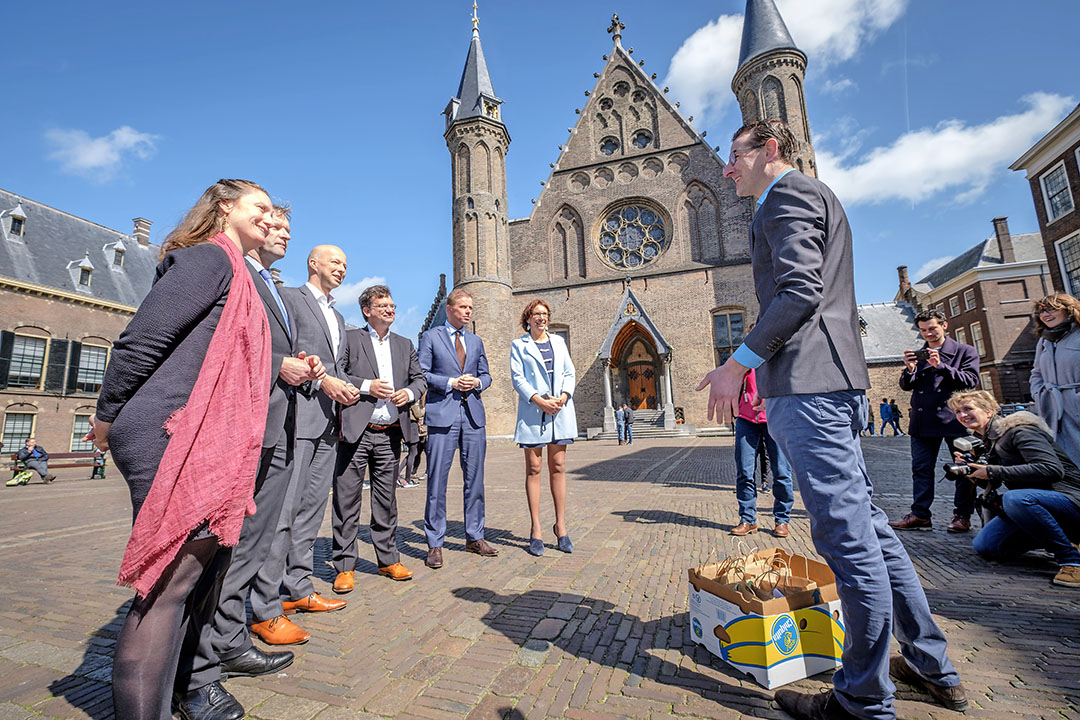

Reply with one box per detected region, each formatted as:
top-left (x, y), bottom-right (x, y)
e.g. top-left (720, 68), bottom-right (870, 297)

top-left (737, 0), bottom-right (804, 72)
top-left (0, 187), bottom-right (158, 308)
top-left (917, 232), bottom-right (1045, 289)
top-left (447, 28), bottom-right (503, 126)
top-left (858, 302), bottom-right (921, 363)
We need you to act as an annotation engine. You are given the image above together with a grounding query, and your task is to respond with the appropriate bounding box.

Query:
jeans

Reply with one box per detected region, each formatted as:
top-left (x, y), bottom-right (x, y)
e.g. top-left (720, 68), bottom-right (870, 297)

top-left (625, 423), bottom-right (633, 444)
top-left (880, 420), bottom-right (893, 435)
top-left (889, 419), bottom-right (904, 435)
top-left (767, 390), bottom-right (959, 720)
top-left (865, 422), bottom-right (875, 436)
top-left (617, 422), bottom-right (625, 443)
top-left (973, 488), bottom-right (1080, 566)
top-left (909, 435), bottom-right (977, 520)
top-left (734, 418), bottom-right (794, 524)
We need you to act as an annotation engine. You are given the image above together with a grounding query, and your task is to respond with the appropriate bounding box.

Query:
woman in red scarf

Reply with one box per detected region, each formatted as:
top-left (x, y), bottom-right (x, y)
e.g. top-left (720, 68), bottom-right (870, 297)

top-left (87, 179), bottom-right (274, 720)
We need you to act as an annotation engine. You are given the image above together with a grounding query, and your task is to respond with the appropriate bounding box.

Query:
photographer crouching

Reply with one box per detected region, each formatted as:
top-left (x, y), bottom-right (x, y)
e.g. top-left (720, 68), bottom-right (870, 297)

top-left (946, 390), bottom-right (1080, 587)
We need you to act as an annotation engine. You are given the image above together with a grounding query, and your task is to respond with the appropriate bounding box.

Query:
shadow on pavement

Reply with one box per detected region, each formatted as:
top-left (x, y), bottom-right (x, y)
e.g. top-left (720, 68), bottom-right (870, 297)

top-left (47, 602), bottom-right (127, 719)
top-left (571, 445), bottom-right (739, 491)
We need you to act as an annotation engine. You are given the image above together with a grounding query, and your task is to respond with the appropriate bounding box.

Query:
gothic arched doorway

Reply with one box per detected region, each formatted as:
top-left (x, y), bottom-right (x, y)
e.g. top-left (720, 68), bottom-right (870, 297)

top-left (621, 335), bottom-right (659, 410)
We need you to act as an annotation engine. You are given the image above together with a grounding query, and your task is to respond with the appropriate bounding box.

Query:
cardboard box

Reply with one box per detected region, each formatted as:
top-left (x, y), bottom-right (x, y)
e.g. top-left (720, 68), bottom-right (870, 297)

top-left (688, 548), bottom-right (845, 689)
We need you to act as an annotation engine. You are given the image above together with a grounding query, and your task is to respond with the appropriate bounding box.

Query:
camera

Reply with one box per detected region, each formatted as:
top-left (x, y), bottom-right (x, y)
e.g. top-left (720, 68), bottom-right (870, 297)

top-left (942, 436), bottom-right (989, 477)
top-left (912, 348), bottom-right (931, 362)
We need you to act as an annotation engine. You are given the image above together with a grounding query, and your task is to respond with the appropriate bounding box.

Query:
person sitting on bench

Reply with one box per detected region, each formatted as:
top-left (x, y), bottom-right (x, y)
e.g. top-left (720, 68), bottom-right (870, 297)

top-left (17, 438), bottom-right (56, 484)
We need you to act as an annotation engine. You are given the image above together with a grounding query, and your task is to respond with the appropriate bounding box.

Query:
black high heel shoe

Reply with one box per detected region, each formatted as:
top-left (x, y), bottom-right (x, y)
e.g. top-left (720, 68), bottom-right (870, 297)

top-left (553, 524), bottom-right (573, 553)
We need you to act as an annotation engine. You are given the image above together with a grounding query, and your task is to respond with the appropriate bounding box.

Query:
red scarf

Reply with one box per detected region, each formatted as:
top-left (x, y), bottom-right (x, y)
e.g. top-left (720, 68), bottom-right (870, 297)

top-left (118, 233), bottom-right (271, 597)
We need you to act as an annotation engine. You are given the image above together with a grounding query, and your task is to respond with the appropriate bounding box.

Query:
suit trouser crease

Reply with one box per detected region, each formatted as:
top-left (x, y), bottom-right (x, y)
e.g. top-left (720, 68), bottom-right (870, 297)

top-left (734, 417), bottom-right (795, 524)
top-left (766, 391), bottom-right (960, 720)
top-left (334, 428), bottom-right (402, 570)
top-left (909, 435), bottom-right (977, 519)
top-left (425, 405), bottom-right (486, 547)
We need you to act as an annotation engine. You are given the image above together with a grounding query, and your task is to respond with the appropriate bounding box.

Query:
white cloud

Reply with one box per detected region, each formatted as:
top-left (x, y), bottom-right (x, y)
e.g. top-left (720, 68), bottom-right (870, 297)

top-left (822, 77), bottom-right (856, 96)
top-left (334, 275), bottom-right (387, 326)
top-left (816, 92), bottom-right (1076, 206)
top-left (45, 125), bottom-right (159, 181)
top-left (912, 255), bottom-right (955, 283)
top-left (665, 0), bottom-right (907, 122)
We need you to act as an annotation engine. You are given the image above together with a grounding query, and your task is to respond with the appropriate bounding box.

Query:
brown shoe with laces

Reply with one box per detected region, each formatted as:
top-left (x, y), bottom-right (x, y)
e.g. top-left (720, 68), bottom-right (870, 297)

top-left (730, 522), bottom-right (758, 536)
top-left (426, 547), bottom-right (443, 569)
top-left (332, 571), bottom-right (355, 594)
top-left (1053, 565), bottom-right (1080, 587)
top-left (946, 514), bottom-right (971, 533)
top-left (773, 523), bottom-right (790, 538)
top-left (378, 562), bottom-right (414, 581)
top-left (282, 592), bottom-right (347, 614)
top-left (465, 539), bottom-right (499, 556)
top-left (888, 513), bottom-right (932, 531)
top-left (889, 654), bottom-right (969, 711)
top-left (249, 616), bottom-right (310, 646)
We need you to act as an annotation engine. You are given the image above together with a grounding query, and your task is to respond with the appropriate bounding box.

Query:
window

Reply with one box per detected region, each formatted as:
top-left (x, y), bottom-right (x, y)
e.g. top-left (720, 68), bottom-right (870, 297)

top-left (549, 326), bottom-right (570, 355)
top-left (71, 414), bottom-right (94, 451)
top-left (934, 303), bottom-right (945, 315)
top-left (713, 311), bottom-right (744, 365)
top-left (10, 216), bottom-right (24, 237)
top-left (597, 203), bottom-right (669, 269)
top-left (979, 371), bottom-right (993, 393)
top-left (2, 412), bottom-right (34, 449)
top-left (1056, 232), bottom-right (1080, 296)
top-left (948, 296), bottom-right (960, 317)
top-left (8, 335), bottom-right (47, 388)
top-left (970, 322), bottom-right (985, 356)
top-left (600, 137), bottom-right (620, 156)
top-left (963, 289), bottom-right (976, 311)
top-left (113, 249), bottom-right (124, 267)
top-left (74, 345), bottom-right (108, 393)
top-left (1040, 161), bottom-right (1074, 222)
top-left (954, 327), bottom-right (967, 345)
top-left (631, 130), bottom-right (652, 149)
top-left (78, 267), bottom-right (91, 286)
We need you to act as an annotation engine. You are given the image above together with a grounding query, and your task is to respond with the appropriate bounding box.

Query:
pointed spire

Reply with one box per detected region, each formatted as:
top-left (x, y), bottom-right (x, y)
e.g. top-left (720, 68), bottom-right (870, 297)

top-left (607, 13), bottom-right (625, 49)
top-left (737, 0), bottom-right (803, 72)
top-left (445, 1), bottom-right (503, 127)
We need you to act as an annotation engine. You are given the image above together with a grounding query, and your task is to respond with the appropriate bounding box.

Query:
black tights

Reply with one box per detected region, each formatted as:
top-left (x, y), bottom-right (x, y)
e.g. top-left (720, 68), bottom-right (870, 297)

top-left (111, 536), bottom-right (228, 720)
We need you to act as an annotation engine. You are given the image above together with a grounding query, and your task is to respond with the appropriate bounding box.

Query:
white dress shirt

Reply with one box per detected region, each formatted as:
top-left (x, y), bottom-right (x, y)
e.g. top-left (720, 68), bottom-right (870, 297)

top-left (362, 326), bottom-right (414, 425)
top-left (305, 281), bottom-right (341, 357)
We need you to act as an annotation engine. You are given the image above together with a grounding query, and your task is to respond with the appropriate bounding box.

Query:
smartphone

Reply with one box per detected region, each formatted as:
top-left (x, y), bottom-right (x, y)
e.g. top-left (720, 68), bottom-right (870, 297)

top-left (913, 348), bottom-right (931, 362)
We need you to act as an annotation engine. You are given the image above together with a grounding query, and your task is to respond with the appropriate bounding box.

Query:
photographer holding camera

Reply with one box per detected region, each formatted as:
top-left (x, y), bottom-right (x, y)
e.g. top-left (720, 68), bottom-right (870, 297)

top-left (947, 390), bottom-right (1080, 588)
top-left (889, 309), bottom-right (980, 533)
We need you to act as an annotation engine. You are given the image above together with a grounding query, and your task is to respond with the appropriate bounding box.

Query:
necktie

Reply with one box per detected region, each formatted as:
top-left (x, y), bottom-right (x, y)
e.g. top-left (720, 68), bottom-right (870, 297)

top-left (455, 330), bottom-right (467, 369)
top-left (258, 269), bottom-right (290, 334)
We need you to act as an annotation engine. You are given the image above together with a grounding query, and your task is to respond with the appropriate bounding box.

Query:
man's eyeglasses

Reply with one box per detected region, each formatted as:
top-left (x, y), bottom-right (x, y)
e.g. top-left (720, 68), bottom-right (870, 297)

top-left (727, 142), bottom-right (765, 165)
top-left (372, 303), bottom-right (396, 311)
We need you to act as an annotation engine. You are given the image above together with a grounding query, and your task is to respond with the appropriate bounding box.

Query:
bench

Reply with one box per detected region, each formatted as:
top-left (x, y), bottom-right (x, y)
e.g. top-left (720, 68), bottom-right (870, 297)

top-left (9, 451), bottom-right (107, 480)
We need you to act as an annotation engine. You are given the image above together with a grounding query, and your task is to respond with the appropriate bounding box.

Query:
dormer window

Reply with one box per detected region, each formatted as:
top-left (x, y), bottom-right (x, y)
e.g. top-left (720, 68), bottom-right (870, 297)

top-left (79, 268), bottom-right (92, 286)
top-left (69, 251), bottom-right (95, 291)
top-left (10, 217), bottom-right (24, 237)
top-left (483, 101), bottom-right (500, 120)
top-left (113, 248), bottom-right (125, 267)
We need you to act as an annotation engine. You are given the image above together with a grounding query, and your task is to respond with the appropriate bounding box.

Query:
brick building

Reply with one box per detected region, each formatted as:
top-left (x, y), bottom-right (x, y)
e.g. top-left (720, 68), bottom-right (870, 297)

top-left (856, 302), bottom-right (920, 432)
top-left (894, 218), bottom-right (1050, 402)
top-left (1010, 103), bottom-right (1080, 295)
top-left (427, 0), bottom-right (815, 437)
top-left (0, 188), bottom-right (158, 456)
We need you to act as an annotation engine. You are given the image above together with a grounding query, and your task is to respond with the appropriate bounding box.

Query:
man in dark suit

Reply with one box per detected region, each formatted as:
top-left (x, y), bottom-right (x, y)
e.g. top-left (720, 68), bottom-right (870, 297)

top-left (890, 309), bottom-right (980, 532)
top-left (248, 245), bottom-right (355, 642)
top-left (417, 288), bottom-right (498, 569)
top-left (193, 209), bottom-right (325, 709)
top-left (332, 285), bottom-right (426, 588)
top-left (698, 119), bottom-right (966, 720)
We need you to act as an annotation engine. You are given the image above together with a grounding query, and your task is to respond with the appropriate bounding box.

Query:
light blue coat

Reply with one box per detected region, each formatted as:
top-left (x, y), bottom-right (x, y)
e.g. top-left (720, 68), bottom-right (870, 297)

top-left (510, 333), bottom-right (578, 444)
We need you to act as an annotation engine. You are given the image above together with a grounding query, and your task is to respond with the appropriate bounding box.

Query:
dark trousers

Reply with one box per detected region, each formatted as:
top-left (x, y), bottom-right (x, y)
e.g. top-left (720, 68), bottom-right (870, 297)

top-left (202, 434), bottom-right (294, 674)
top-left (334, 426), bottom-right (402, 569)
top-left (425, 407), bottom-right (487, 547)
top-left (24, 458), bottom-right (49, 477)
top-left (910, 435), bottom-right (977, 520)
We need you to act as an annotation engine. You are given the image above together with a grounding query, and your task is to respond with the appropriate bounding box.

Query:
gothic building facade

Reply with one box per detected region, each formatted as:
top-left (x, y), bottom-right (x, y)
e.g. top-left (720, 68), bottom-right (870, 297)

top-left (431, 0), bottom-right (817, 437)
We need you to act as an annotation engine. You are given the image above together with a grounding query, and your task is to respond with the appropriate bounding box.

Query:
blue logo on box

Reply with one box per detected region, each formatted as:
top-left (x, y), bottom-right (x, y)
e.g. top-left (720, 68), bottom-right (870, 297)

top-left (771, 615), bottom-right (798, 655)
top-left (692, 617), bottom-right (703, 639)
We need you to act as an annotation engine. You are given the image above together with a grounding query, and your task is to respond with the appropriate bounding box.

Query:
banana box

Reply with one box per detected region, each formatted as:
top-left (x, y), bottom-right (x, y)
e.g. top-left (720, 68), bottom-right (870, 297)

top-left (688, 549), bottom-right (845, 689)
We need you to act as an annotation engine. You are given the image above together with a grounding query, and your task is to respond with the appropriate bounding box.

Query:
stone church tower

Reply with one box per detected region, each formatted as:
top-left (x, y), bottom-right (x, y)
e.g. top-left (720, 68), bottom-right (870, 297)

top-left (443, 7), bottom-right (516, 435)
top-left (731, 0), bottom-right (817, 176)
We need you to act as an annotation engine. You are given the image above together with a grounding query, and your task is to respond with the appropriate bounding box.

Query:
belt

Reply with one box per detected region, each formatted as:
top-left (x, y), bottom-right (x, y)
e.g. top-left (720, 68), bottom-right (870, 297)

top-left (367, 421), bottom-right (400, 432)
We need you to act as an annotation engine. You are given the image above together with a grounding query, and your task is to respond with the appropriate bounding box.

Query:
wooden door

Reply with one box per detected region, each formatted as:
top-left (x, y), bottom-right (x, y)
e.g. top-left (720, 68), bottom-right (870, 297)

top-left (626, 362), bottom-right (658, 410)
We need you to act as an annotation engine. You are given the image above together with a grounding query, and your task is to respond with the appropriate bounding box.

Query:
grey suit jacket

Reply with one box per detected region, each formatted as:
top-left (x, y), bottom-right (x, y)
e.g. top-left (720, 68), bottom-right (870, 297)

top-left (245, 261), bottom-right (296, 448)
top-left (743, 170), bottom-right (870, 398)
top-left (339, 328), bottom-right (427, 445)
top-left (280, 284), bottom-right (348, 440)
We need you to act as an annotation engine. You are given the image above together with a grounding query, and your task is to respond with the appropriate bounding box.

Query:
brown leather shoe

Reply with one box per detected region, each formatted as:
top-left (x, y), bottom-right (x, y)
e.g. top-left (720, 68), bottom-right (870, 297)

top-left (888, 513), bottom-right (932, 531)
top-left (282, 592), bottom-right (347, 614)
top-left (773, 522), bottom-right (790, 538)
top-left (730, 522), bottom-right (758, 536)
top-left (426, 547), bottom-right (443, 569)
top-left (774, 689), bottom-right (859, 720)
top-left (332, 571), bottom-right (355, 594)
top-left (250, 616), bottom-right (310, 646)
top-left (465, 539), bottom-right (499, 556)
top-left (378, 562), bottom-right (414, 581)
top-left (889, 654), bottom-right (969, 711)
top-left (946, 514), bottom-right (971, 533)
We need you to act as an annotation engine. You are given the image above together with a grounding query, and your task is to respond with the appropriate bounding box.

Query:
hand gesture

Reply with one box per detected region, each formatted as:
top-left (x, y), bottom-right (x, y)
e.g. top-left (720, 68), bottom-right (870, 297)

top-left (533, 395), bottom-right (560, 415)
top-left (926, 348), bottom-right (941, 368)
top-left (83, 415), bottom-right (112, 452)
top-left (369, 379), bottom-right (395, 399)
top-left (695, 358), bottom-right (748, 425)
top-left (902, 350), bottom-right (918, 372)
top-left (390, 389), bottom-right (411, 407)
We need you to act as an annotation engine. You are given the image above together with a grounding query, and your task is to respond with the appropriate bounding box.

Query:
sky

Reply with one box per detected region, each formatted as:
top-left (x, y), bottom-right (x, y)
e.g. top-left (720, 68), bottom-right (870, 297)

top-left (4, 1), bottom-right (1078, 341)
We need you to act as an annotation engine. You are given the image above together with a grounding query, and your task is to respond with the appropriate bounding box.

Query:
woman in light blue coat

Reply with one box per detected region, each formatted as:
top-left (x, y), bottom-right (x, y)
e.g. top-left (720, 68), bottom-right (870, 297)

top-left (510, 299), bottom-right (577, 556)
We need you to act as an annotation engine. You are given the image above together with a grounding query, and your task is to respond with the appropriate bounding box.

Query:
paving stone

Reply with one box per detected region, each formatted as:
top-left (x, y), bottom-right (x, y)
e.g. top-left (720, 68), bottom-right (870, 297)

top-left (516, 639), bottom-right (551, 668)
top-left (249, 692), bottom-right (329, 720)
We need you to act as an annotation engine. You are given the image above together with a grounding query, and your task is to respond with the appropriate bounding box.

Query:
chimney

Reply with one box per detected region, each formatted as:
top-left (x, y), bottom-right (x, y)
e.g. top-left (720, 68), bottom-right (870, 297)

top-left (132, 217), bottom-right (152, 246)
top-left (993, 216), bottom-right (1015, 264)
top-left (897, 265), bottom-right (911, 296)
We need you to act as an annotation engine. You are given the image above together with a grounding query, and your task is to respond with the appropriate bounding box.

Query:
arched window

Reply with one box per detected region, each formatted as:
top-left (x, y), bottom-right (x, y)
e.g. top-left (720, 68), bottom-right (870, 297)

top-left (596, 201), bottom-right (669, 270)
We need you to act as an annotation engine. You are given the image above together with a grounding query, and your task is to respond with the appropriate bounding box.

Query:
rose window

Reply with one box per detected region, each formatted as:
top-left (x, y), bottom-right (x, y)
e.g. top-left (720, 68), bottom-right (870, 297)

top-left (597, 204), bottom-right (668, 269)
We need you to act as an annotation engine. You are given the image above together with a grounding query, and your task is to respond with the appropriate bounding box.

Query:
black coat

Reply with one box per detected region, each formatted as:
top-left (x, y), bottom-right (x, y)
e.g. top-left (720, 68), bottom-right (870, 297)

top-left (981, 411), bottom-right (1080, 512)
top-left (899, 336), bottom-right (979, 437)
top-left (16, 445), bottom-right (48, 462)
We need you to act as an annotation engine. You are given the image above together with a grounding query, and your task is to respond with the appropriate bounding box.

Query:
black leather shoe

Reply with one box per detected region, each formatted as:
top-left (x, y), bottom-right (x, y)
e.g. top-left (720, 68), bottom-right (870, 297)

top-left (174, 681), bottom-right (244, 720)
top-left (774, 689), bottom-right (859, 720)
top-left (220, 645), bottom-right (294, 678)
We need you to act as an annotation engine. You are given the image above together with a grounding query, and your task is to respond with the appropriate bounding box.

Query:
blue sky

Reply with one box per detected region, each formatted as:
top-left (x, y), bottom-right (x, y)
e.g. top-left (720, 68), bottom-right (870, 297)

top-left (4, 1), bottom-right (1077, 340)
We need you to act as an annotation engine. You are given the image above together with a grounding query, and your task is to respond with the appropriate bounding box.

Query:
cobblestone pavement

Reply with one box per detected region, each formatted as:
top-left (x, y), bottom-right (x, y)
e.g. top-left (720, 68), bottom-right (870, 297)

top-left (1, 436), bottom-right (1078, 719)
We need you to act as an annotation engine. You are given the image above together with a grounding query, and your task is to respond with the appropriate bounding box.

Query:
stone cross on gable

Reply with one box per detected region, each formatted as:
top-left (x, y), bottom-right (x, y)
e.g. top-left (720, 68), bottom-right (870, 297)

top-left (607, 13), bottom-right (625, 46)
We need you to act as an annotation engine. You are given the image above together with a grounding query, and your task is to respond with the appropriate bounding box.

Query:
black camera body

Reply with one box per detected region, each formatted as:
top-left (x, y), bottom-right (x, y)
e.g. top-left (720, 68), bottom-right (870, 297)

top-left (912, 348), bottom-right (931, 362)
top-left (942, 436), bottom-right (989, 477)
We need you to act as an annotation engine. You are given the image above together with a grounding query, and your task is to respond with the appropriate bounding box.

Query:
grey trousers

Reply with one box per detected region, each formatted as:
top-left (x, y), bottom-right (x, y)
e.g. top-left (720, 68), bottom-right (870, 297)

top-left (201, 433), bottom-right (294, 674)
top-left (25, 458), bottom-right (49, 477)
top-left (334, 427), bottom-right (402, 570)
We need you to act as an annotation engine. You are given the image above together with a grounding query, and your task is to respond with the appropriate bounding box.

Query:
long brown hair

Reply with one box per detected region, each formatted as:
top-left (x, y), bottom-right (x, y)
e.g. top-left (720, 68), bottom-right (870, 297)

top-left (159, 179), bottom-right (267, 259)
top-left (1032, 293), bottom-right (1080, 337)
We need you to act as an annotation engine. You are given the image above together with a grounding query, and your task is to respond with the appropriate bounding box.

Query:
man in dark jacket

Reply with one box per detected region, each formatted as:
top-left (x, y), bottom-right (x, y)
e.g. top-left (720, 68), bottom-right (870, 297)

top-left (16, 438), bottom-right (55, 483)
top-left (623, 404), bottom-right (635, 445)
top-left (890, 309), bottom-right (980, 532)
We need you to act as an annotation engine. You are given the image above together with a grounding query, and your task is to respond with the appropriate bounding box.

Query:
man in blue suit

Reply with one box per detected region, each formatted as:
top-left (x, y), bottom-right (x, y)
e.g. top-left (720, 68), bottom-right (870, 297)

top-left (417, 288), bottom-right (498, 568)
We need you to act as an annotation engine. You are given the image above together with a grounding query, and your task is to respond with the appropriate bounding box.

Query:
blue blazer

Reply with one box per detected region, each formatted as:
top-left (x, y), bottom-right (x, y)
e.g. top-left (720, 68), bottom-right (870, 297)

top-left (418, 325), bottom-right (492, 428)
top-left (510, 333), bottom-right (577, 444)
